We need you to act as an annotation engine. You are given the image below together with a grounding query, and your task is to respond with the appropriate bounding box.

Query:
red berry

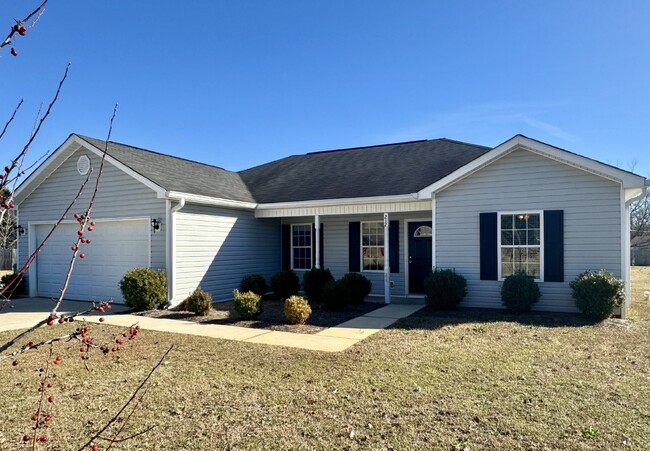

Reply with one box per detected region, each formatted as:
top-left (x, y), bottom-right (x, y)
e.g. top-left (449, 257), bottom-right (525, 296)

top-left (23, 434), bottom-right (30, 442)
top-left (74, 213), bottom-right (80, 219)
top-left (8, 203), bottom-right (14, 209)
top-left (47, 383), bottom-right (52, 388)
top-left (58, 317), bottom-right (65, 324)
top-left (90, 221), bottom-right (96, 226)
top-left (10, 48), bottom-right (17, 57)
top-left (47, 395), bottom-right (54, 403)
top-left (97, 306), bottom-right (104, 312)
top-left (47, 319), bottom-right (54, 326)
top-left (86, 239), bottom-right (91, 244)
top-left (99, 317), bottom-right (105, 322)
top-left (87, 226), bottom-right (94, 232)
top-left (79, 253), bottom-right (86, 259)
top-left (91, 444), bottom-right (98, 451)
top-left (77, 230), bottom-right (84, 236)
top-left (31, 414), bottom-right (38, 421)
top-left (12, 360), bottom-right (18, 366)
top-left (71, 244), bottom-right (78, 251)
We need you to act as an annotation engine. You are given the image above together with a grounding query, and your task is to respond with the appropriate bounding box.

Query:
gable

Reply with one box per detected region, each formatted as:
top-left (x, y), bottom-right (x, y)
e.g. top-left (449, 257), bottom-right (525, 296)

top-left (418, 135), bottom-right (646, 198)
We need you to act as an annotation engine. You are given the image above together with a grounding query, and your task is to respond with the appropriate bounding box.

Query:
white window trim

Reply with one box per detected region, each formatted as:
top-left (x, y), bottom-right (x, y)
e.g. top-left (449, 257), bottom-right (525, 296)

top-left (290, 223), bottom-right (312, 271)
top-left (360, 220), bottom-right (385, 273)
top-left (497, 210), bottom-right (544, 282)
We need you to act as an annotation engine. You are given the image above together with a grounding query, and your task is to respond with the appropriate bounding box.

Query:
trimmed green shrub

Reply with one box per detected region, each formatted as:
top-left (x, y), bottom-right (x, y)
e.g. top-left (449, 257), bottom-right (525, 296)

top-left (184, 287), bottom-right (212, 316)
top-left (322, 280), bottom-right (348, 311)
top-left (0, 272), bottom-right (26, 298)
top-left (233, 289), bottom-right (263, 319)
top-left (284, 295), bottom-right (312, 325)
top-left (241, 274), bottom-right (268, 297)
top-left (302, 267), bottom-right (334, 303)
top-left (423, 269), bottom-right (467, 309)
top-left (570, 270), bottom-right (625, 320)
top-left (270, 269), bottom-right (300, 300)
top-left (119, 268), bottom-right (167, 311)
top-left (501, 272), bottom-right (541, 313)
top-left (340, 273), bottom-right (372, 304)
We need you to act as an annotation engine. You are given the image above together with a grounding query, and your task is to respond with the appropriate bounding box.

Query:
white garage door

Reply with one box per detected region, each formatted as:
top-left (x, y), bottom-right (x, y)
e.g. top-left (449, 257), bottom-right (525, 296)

top-left (35, 219), bottom-right (150, 303)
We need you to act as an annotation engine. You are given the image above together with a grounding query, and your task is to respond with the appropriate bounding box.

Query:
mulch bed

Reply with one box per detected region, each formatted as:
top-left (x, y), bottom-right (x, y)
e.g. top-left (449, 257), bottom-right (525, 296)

top-left (137, 298), bottom-right (382, 334)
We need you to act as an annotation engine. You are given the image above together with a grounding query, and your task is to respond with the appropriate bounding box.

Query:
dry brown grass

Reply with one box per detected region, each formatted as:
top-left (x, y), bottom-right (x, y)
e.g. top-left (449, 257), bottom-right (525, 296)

top-left (1, 268), bottom-right (649, 450)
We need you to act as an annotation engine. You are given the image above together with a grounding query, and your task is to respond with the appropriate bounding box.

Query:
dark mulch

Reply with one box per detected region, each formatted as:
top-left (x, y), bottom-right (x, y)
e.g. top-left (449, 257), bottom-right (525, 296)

top-left (137, 298), bottom-right (382, 334)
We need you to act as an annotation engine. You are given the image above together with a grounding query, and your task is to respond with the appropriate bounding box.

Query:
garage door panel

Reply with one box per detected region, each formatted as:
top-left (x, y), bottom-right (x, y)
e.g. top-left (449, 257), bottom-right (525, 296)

top-left (35, 220), bottom-right (150, 303)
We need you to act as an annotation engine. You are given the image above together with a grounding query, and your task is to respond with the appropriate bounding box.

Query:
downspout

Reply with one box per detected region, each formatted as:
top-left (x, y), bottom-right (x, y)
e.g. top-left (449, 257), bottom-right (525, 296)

top-left (165, 197), bottom-right (186, 308)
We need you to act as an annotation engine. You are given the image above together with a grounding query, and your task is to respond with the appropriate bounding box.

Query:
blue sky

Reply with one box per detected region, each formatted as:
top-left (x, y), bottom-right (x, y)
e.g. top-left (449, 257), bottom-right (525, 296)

top-left (2, 1), bottom-right (650, 176)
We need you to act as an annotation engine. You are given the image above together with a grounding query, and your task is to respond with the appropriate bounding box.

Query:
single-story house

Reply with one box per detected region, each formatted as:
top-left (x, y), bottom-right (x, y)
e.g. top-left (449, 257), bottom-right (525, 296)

top-left (14, 133), bottom-right (649, 316)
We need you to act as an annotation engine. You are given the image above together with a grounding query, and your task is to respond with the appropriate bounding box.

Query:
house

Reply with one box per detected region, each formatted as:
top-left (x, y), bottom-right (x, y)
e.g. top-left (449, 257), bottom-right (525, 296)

top-left (14, 134), bottom-right (648, 316)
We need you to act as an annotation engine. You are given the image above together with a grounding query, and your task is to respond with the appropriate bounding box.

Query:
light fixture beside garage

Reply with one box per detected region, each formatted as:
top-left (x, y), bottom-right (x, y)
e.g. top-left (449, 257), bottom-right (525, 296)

top-left (17, 225), bottom-right (25, 236)
top-left (77, 155), bottom-right (91, 175)
top-left (151, 218), bottom-right (161, 233)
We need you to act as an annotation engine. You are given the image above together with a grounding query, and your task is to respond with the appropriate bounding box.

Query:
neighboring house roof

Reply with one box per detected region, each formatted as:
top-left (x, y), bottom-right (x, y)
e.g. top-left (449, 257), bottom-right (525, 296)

top-left (77, 135), bottom-right (257, 203)
top-left (238, 139), bottom-right (491, 203)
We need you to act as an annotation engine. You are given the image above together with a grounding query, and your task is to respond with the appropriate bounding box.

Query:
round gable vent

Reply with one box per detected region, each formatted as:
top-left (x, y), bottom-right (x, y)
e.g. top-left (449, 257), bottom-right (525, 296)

top-left (77, 155), bottom-right (91, 175)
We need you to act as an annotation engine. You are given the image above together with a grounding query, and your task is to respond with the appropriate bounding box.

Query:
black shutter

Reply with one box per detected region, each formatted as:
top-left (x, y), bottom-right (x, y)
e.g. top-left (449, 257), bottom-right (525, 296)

top-left (349, 222), bottom-right (361, 272)
top-left (479, 212), bottom-right (498, 280)
top-left (281, 224), bottom-right (291, 270)
top-left (310, 224), bottom-right (325, 269)
top-left (311, 224), bottom-right (316, 269)
top-left (544, 210), bottom-right (564, 282)
top-left (320, 224), bottom-right (324, 268)
top-left (389, 220), bottom-right (399, 273)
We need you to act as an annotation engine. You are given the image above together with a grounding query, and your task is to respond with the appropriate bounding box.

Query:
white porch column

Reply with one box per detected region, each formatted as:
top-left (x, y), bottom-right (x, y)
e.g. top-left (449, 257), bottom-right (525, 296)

top-left (384, 213), bottom-right (390, 304)
top-left (314, 214), bottom-right (321, 269)
top-left (431, 195), bottom-right (436, 270)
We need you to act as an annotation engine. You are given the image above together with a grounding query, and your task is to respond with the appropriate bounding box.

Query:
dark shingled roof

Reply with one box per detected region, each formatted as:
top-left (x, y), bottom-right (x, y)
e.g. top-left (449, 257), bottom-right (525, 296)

top-left (78, 135), bottom-right (256, 203)
top-left (239, 139), bottom-right (491, 203)
top-left (77, 135), bottom-right (491, 204)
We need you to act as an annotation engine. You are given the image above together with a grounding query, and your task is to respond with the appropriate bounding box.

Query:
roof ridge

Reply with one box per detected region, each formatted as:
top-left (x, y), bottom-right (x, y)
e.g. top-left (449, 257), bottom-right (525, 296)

top-left (305, 139), bottom-right (428, 155)
top-left (439, 137), bottom-right (492, 149)
top-left (76, 134), bottom-right (235, 174)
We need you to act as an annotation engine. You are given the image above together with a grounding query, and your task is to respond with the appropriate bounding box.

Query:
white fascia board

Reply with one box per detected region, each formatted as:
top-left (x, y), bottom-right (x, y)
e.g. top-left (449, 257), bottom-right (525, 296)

top-left (418, 135), bottom-right (647, 198)
top-left (14, 134), bottom-right (80, 204)
top-left (256, 193), bottom-right (420, 210)
top-left (165, 191), bottom-right (257, 210)
top-left (75, 136), bottom-right (167, 197)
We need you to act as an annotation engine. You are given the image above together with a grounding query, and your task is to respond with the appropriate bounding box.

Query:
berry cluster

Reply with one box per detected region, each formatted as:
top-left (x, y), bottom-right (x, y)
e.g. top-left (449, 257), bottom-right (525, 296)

top-left (71, 214), bottom-right (96, 259)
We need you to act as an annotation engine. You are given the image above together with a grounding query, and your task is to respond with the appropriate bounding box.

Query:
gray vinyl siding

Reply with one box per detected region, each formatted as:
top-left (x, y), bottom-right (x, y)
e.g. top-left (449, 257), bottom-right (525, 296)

top-left (436, 148), bottom-right (622, 312)
top-left (18, 149), bottom-right (166, 282)
top-left (174, 204), bottom-right (280, 302)
top-left (282, 212), bottom-right (430, 297)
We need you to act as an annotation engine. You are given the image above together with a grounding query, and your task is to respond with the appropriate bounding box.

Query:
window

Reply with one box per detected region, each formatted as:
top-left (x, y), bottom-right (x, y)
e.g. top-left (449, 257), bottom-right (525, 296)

top-left (291, 224), bottom-right (312, 270)
top-left (499, 212), bottom-right (542, 280)
top-left (362, 222), bottom-right (384, 271)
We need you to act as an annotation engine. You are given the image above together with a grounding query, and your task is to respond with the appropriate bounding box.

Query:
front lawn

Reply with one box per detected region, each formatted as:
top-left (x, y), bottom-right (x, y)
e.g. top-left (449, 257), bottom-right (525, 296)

top-left (1, 268), bottom-right (649, 450)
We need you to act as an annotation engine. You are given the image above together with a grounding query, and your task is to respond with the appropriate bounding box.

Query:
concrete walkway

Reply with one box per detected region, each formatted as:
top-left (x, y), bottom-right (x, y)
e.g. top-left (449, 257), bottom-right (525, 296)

top-left (0, 298), bottom-right (424, 352)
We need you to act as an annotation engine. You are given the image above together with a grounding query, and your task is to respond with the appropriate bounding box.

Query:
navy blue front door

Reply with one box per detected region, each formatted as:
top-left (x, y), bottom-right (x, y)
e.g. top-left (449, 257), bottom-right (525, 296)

top-left (408, 221), bottom-right (432, 294)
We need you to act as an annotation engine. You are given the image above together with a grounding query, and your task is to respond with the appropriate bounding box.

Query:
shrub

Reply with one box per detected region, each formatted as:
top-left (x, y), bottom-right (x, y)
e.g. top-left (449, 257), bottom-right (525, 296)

top-left (0, 272), bottom-right (26, 298)
top-left (570, 270), bottom-right (625, 320)
top-left (340, 273), bottom-right (372, 304)
top-left (423, 269), bottom-right (467, 309)
top-left (184, 287), bottom-right (212, 316)
top-left (119, 268), bottom-right (167, 311)
top-left (501, 272), bottom-right (541, 313)
top-left (270, 269), bottom-right (300, 300)
top-left (322, 280), bottom-right (348, 311)
top-left (233, 289), bottom-right (263, 319)
top-left (284, 295), bottom-right (312, 325)
top-left (302, 267), bottom-right (334, 303)
top-left (241, 274), bottom-right (268, 297)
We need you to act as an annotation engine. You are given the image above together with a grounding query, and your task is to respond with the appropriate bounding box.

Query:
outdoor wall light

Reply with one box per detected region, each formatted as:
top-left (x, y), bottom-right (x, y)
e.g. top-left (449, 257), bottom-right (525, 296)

top-left (17, 225), bottom-right (25, 236)
top-left (151, 218), bottom-right (161, 233)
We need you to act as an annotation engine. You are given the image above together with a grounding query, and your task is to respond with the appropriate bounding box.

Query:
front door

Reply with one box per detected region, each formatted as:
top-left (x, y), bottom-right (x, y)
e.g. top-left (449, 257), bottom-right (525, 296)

top-left (408, 221), bottom-right (433, 294)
